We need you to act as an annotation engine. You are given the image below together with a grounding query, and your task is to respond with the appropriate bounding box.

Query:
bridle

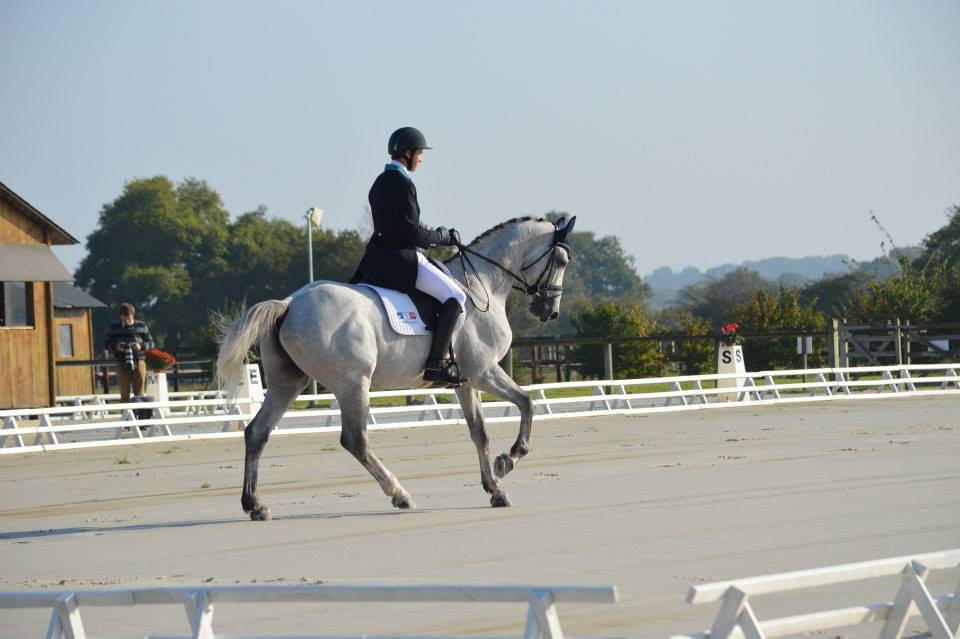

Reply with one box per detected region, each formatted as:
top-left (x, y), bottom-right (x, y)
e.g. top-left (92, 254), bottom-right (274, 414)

top-left (451, 228), bottom-right (571, 313)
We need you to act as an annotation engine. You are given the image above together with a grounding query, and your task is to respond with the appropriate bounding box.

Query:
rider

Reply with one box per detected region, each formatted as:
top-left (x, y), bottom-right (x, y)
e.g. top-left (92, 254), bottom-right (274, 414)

top-left (353, 126), bottom-right (469, 387)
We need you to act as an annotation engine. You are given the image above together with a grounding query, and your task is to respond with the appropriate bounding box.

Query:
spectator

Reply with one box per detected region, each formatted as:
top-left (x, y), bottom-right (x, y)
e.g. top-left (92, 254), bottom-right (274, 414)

top-left (104, 303), bottom-right (155, 402)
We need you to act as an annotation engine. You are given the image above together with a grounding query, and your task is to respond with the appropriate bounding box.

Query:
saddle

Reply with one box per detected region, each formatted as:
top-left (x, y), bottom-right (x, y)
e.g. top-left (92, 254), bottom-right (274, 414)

top-left (355, 279), bottom-right (441, 333)
top-left (349, 256), bottom-right (450, 333)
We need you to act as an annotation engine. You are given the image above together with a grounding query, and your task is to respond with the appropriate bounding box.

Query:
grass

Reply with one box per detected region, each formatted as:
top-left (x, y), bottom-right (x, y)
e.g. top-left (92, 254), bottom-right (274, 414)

top-left (114, 454), bottom-right (130, 465)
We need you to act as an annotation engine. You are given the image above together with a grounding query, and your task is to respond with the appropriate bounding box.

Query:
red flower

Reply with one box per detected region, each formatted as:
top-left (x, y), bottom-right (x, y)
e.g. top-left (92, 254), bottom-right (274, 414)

top-left (720, 322), bottom-right (743, 345)
top-left (145, 348), bottom-right (176, 371)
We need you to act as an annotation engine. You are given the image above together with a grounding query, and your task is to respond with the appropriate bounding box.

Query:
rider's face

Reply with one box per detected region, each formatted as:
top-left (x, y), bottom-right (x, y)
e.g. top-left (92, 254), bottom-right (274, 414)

top-left (407, 149), bottom-right (423, 172)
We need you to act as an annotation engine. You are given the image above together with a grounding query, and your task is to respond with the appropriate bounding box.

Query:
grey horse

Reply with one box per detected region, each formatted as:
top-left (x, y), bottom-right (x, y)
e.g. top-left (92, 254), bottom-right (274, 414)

top-left (217, 216), bottom-right (574, 520)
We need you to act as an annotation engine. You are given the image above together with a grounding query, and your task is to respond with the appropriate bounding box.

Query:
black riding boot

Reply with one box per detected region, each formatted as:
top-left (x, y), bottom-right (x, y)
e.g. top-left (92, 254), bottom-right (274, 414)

top-left (423, 299), bottom-right (468, 388)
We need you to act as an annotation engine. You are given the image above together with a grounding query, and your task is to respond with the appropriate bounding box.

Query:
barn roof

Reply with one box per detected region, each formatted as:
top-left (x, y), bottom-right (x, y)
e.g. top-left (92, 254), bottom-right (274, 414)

top-left (0, 244), bottom-right (73, 281)
top-left (53, 282), bottom-right (106, 309)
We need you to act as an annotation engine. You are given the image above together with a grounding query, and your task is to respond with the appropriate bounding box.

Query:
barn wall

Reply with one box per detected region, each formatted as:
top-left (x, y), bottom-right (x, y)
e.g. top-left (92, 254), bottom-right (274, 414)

top-left (55, 308), bottom-right (96, 396)
top-left (0, 198), bottom-right (45, 243)
top-left (0, 282), bottom-right (52, 408)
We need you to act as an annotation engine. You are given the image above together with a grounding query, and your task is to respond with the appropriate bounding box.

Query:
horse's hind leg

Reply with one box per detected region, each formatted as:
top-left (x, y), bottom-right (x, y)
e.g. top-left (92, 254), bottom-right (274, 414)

top-left (337, 383), bottom-right (415, 509)
top-left (455, 387), bottom-right (510, 507)
top-left (241, 387), bottom-right (302, 520)
top-left (241, 337), bottom-right (309, 521)
top-left (472, 366), bottom-right (535, 479)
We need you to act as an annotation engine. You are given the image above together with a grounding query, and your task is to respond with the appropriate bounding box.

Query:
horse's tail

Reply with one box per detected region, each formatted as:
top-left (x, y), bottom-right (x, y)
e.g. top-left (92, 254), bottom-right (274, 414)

top-left (216, 299), bottom-right (291, 404)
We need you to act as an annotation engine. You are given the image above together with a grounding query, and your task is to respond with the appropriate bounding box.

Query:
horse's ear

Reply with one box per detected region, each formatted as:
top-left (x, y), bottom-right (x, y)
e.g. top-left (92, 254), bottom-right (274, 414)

top-left (556, 215), bottom-right (576, 242)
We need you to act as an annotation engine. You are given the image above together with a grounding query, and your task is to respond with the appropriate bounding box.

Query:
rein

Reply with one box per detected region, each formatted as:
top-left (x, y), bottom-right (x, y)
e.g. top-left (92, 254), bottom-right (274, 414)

top-left (452, 235), bottom-right (569, 313)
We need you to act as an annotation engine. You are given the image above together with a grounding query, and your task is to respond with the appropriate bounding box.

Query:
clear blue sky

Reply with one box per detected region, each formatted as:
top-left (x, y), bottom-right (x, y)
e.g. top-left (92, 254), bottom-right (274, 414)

top-left (2, 0), bottom-right (958, 277)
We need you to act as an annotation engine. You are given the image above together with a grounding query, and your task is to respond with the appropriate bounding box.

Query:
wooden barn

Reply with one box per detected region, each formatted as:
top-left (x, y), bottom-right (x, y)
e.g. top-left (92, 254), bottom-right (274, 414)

top-left (0, 180), bottom-right (79, 408)
top-left (53, 282), bottom-right (106, 397)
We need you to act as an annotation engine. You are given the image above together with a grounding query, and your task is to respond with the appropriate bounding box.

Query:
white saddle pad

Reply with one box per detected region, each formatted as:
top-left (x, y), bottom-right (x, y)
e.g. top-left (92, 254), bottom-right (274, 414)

top-left (357, 283), bottom-right (431, 336)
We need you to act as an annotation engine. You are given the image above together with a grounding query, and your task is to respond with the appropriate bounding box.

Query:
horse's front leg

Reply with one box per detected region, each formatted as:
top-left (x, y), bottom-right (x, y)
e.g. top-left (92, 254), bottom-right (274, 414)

top-left (455, 387), bottom-right (511, 507)
top-left (338, 385), bottom-right (415, 509)
top-left (472, 366), bottom-right (534, 479)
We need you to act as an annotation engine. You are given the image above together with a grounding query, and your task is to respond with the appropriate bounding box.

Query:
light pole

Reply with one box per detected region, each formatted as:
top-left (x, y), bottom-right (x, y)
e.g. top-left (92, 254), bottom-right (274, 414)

top-left (304, 207), bottom-right (324, 401)
top-left (305, 207), bottom-right (324, 283)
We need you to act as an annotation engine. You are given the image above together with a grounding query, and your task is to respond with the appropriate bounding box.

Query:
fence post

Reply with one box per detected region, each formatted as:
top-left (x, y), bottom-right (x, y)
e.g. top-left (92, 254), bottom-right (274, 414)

top-left (171, 360), bottom-right (180, 393)
top-left (555, 341), bottom-right (564, 383)
top-left (904, 320), bottom-right (912, 365)
top-left (827, 318), bottom-right (841, 369)
top-left (531, 345), bottom-right (540, 384)
top-left (505, 348), bottom-right (514, 379)
top-left (840, 319), bottom-right (850, 368)
top-left (604, 342), bottom-right (613, 381)
top-left (101, 363), bottom-right (111, 395)
top-left (894, 318), bottom-right (903, 366)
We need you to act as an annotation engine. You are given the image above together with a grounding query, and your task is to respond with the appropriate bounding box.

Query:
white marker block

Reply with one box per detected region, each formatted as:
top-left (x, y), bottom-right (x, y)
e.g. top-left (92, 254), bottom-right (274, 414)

top-left (236, 363), bottom-right (265, 414)
top-left (716, 344), bottom-right (745, 402)
top-left (145, 371), bottom-right (170, 403)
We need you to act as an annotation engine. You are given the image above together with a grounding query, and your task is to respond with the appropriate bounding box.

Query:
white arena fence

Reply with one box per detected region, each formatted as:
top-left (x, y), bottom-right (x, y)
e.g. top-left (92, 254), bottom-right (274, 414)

top-left (673, 549), bottom-right (960, 639)
top-left (0, 583), bottom-right (619, 639)
top-left (1, 363), bottom-right (958, 455)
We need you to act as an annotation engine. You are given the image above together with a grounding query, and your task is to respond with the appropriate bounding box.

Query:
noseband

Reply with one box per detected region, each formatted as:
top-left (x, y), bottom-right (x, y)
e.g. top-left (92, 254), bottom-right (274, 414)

top-left (453, 231), bottom-right (570, 312)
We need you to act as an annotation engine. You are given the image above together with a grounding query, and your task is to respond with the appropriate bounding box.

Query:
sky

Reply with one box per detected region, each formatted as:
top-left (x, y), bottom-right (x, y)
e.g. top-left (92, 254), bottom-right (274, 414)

top-left (2, 0), bottom-right (958, 279)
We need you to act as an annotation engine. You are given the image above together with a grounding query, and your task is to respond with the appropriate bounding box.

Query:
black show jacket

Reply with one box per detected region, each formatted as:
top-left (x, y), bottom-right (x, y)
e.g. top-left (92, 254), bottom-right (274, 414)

top-left (353, 168), bottom-right (446, 292)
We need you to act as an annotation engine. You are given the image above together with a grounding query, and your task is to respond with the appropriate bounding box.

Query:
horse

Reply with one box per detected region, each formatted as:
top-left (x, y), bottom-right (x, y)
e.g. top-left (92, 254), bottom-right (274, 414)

top-left (217, 216), bottom-right (574, 520)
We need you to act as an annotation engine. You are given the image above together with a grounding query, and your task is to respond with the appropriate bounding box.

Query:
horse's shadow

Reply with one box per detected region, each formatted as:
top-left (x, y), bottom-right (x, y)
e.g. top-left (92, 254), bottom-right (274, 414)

top-left (1, 506), bottom-right (486, 542)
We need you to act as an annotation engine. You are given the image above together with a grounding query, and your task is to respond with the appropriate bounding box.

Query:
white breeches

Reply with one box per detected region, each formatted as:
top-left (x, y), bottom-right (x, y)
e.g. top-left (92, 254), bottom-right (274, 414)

top-left (415, 252), bottom-right (466, 310)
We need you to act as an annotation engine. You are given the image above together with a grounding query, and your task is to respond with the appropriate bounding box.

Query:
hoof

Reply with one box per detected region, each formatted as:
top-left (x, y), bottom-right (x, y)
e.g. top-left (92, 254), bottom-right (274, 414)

top-left (490, 490), bottom-right (512, 508)
top-left (392, 489), bottom-right (416, 510)
top-left (249, 505), bottom-right (272, 521)
top-left (493, 453), bottom-right (515, 479)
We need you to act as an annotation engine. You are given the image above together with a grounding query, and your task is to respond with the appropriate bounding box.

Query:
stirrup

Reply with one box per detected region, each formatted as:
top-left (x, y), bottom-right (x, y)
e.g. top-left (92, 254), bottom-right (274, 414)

top-left (423, 358), bottom-right (468, 388)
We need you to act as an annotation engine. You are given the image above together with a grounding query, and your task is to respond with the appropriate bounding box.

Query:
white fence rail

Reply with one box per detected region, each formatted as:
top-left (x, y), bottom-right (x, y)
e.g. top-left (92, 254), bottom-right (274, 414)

top-left (0, 583), bottom-right (619, 639)
top-left (672, 549), bottom-right (960, 639)
top-left (2, 363), bottom-right (958, 455)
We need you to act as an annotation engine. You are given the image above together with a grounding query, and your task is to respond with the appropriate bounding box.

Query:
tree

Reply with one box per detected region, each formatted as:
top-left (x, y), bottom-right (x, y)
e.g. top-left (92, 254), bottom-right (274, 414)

top-left (76, 177), bottom-right (370, 349)
top-left (219, 207), bottom-right (306, 305)
top-left (75, 176), bottom-right (229, 347)
top-left (569, 300), bottom-right (666, 379)
top-left (675, 267), bottom-right (775, 326)
top-left (800, 268), bottom-right (873, 318)
top-left (675, 313), bottom-right (714, 375)
top-left (840, 256), bottom-right (944, 322)
top-left (917, 205), bottom-right (960, 272)
top-left (734, 288), bottom-right (826, 370)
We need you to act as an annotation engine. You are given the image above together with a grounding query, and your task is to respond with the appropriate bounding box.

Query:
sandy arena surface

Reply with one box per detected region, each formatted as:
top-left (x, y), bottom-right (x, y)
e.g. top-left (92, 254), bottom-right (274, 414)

top-left (1, 395), bottom-right (958, 637)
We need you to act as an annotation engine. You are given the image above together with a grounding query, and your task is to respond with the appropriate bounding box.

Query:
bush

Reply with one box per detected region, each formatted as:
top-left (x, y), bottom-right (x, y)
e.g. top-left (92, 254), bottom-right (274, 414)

top-left (570, 300), bottom-right (666, 379)
top-left (734, 288), bottom-right (826, 371)
top-left (676, 314), bottom-right (714, 375)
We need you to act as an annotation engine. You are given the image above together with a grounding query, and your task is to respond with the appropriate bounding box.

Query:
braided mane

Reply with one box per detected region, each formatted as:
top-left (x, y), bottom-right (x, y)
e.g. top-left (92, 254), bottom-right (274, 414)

top-left (466, 216), bottom-right (544, 247)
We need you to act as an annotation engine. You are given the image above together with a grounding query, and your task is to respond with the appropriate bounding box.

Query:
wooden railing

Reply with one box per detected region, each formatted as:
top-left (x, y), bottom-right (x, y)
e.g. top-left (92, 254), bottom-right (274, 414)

top-left (2, 363), bottom-right (958, 454)
top-left (672, 549), bottom-right (960, 639)
top-left (0, 583), bottom-right (619, 639)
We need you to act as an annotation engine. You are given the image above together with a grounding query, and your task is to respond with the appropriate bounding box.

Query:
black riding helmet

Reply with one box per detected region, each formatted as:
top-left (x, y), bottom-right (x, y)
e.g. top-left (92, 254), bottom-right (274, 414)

top-left (388, 127), bottom-right (432, 156)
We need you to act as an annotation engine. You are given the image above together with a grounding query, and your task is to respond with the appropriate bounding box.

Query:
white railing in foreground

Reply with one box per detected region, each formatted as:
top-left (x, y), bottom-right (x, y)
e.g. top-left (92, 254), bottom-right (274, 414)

top-left (672, 549), bottom-right (960, 639)
top-left (2, 363), bottom-right (958, 454)
top-left (0, 583), bottom-right (619, 639)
